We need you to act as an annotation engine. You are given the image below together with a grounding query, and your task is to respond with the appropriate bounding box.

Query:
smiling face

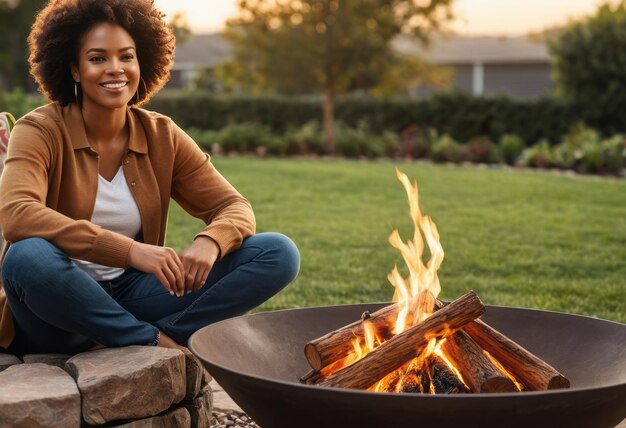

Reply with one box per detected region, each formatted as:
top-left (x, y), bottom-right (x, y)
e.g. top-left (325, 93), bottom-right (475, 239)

top-left (71, 22), bottom-right (140, 111)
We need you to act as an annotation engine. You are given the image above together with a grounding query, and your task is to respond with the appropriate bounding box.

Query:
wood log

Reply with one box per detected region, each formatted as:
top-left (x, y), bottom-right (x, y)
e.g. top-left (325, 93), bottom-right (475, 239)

top-left (319, 291), bottom-right (485, 390)
top-left (299, 369), bottom-right (323, 385)
top-left (304, 304), bottom-right (399, 371)
top-left (426, 355), bottom-right (468, 394)
top-left (388, 356), bottom-right (468, 394)
top-left (463, 319), bottom-right (570, 390)
top-left (441, 330), bottom-right (518, 393)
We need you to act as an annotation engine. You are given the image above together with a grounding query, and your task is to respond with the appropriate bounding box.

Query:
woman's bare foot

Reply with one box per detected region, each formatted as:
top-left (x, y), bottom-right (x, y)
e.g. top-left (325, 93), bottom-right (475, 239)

top-left (157, 330), bottom-right (190, 354)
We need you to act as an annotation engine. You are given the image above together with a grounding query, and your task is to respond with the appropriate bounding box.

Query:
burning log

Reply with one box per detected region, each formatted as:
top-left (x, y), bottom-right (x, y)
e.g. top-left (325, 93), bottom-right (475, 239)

top-left (440, 330), bottom-right (518, 393)
top-left (319, 291), bottom-right (485, 390)
top-left (304, 305), bottom-right (398, 371)
top-left (463, 319), bottom-right (570, 390)
top-left (427, 355), bottom-right (468, 394)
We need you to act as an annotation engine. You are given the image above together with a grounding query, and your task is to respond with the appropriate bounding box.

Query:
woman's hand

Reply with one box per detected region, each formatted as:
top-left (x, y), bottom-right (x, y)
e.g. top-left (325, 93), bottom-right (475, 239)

top-left (128, 242), bottom-right (185, 296)
top-left (178, 236), bottom-right (220, 293)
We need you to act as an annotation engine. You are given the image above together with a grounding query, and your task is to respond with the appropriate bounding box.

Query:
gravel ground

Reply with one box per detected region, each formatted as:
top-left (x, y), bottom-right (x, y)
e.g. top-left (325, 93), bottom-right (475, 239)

top-left (211, 410), bottom-right (259, 428)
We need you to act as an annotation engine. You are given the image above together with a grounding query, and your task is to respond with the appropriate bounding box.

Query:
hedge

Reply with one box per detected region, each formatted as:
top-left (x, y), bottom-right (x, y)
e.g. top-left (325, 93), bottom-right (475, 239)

top-left (148, 91), bottom-right (579, 146)
top-left (186, 121), bottom-right (625, 176)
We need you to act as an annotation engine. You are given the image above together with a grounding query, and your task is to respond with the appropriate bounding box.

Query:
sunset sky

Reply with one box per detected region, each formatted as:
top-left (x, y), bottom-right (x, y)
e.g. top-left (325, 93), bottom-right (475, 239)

top-left (153, 0), bottom-right (616, 36)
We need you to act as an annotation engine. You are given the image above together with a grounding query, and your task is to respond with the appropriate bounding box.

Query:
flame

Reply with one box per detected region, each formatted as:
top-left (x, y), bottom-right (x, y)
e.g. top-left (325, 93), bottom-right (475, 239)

top-left (388, 168), bottom-right (444, 333)
top-left (321, 169), bottom-right (476, 394)
top-left (316, 169), bottom-right (530, 394)
top-left (363, 320), bottom-right (379, 351)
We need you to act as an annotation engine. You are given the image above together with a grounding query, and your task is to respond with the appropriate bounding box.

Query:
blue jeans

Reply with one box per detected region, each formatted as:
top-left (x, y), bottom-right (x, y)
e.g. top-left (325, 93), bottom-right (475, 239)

top-left (2, 233), bottom-right (299, 355)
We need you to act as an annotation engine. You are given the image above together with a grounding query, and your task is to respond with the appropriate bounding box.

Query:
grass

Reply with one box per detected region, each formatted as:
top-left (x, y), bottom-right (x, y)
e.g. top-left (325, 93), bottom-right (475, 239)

top-left (166, 157), bottom-right (626, 323)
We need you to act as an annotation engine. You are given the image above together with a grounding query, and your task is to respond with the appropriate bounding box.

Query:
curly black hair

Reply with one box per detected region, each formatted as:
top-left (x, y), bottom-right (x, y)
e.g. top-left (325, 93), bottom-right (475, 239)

top-left (28, 0), bottom-right (175, 106)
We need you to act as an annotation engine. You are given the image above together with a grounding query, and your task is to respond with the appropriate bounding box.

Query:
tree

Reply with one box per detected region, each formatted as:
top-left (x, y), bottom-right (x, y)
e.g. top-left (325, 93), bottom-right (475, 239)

top-left (225, 0), bottom-right (455, 153)
top-left (0, 0), bottom-right (46, 92)
top-left (168, 12), bottom-right (192, 45)
top-left (549, 1), bottom-right (626, 134)
top-left (369, 53), bottom-right (453, 97)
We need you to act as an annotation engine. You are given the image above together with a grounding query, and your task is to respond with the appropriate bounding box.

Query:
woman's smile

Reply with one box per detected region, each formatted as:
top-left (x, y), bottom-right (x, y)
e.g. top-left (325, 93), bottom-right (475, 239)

top-left (100, 80), bottom-right (130, 91)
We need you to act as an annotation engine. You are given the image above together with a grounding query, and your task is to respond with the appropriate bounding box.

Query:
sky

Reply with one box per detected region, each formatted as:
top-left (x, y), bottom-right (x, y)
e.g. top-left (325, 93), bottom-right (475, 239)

top-left (153, 0), bottom-right (615, 36)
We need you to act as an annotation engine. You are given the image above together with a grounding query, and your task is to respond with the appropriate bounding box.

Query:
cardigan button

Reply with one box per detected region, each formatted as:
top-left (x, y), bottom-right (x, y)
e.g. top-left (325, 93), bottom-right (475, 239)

top-left (130, 181), bottom-right (137, 187)
top-left (123, 158), bottom-right (129, 165)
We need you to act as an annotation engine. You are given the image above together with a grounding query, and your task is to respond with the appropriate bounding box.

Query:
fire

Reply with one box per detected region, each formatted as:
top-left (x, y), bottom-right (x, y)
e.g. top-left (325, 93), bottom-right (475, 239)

top-left (344, 168), bottom-right (451, 392)
top-left (388, 168), bottom-right (443, 332)
top-left (323, 169), bottom-right (523, 394)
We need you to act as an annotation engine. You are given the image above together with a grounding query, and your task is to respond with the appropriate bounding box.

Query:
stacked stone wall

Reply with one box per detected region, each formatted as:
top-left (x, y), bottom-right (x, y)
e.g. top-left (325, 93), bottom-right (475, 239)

top-left (0, 347), bottom-right (213, 427)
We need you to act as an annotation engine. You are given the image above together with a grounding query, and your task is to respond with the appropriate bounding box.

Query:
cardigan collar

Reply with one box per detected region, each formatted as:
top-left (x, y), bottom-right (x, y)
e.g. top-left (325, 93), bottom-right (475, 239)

top-left (64, 102), bottom-right (148, 154)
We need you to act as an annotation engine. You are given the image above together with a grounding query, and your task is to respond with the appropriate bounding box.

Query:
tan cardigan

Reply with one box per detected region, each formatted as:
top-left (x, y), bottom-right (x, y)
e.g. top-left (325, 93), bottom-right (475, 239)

top-left (0, 102), bottom-right (256, 348)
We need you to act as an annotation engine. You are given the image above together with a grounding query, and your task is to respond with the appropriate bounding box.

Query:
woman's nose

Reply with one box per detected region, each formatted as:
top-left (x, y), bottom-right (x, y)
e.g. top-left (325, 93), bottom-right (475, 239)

top-left (107, 61), bottom-right (125, 75)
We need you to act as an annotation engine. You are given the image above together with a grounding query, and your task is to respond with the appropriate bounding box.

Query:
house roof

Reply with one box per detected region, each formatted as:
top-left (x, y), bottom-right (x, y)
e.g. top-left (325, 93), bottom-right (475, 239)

top-left (172, 33), bottom-right (232, 70)
top-left (393, 35), bottom-right (549, 64)
top-left (173, 33), bottom-right (550, 70)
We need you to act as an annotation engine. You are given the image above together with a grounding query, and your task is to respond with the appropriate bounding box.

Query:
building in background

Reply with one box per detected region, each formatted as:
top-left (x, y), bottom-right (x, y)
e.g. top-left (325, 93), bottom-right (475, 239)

top-left (394, 35), bottom-right (552, 97)
top-left (169, 34), bottom-right (552, 98)
top-left (168, 33), bottom-right (231, 90)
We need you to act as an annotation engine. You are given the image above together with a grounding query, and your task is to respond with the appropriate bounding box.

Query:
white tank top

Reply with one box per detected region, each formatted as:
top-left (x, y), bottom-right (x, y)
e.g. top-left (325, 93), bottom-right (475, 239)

top-left (72, 167), bottom-right (142, 281)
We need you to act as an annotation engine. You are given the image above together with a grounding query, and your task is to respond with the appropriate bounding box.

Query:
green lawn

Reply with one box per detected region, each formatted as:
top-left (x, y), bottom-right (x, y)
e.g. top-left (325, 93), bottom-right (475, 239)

top-left (166, 157), bottom-right (626, 323)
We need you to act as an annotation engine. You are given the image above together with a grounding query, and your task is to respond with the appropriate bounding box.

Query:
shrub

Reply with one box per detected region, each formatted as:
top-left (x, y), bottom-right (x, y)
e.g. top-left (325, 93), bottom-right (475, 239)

top-left (0, 88), bottom-right (45, 119)
top-left (429, 134), bottom-right (465, 163)
top-left (327, 121), bottom-right (396, 159)
top-left (395, 125), bottom-right (437, 159)
top-left (499, 134), bottom-right (525, 165)
top-left (553, 123), bottom-right (601, 170)
top-left (517, 140), bottom-right (555, 168)
top-left (601, 135), bottom-right (626, 174)
top-left (185, 128), bottom-right (220, 152)
top-left (549, 2), bottom-right (626, 134)
top-left (465, 136), bottom-right (499, 163)
top-left (215, 123), bottom-right (276, 154)
top-left (576, 139), bottom-right (604, 173)
top-left (281, 121), bottom-right (325, 155)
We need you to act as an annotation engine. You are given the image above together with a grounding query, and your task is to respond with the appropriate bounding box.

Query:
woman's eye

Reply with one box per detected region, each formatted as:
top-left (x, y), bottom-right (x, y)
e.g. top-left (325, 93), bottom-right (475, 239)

top-left (89, 56), bottom-right (104, 63)
top-left (122, 55), bottom-right (134, 61)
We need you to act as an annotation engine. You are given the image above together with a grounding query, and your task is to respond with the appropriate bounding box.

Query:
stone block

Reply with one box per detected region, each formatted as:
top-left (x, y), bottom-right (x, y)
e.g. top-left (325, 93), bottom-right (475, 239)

top-left (184, 384), bottom-right (213, 428)
top-left (0, 363), bottom-right (81, 427)
top-left (0, 353), bottom-right (21, 372)
top-left (110, 407), bottom-right (191, 428)
top-left (65, 346), bottom-right (186, 425)
top-left (201, 365), bottom-right (212, 386)
top-left (22, 353), bottom-right (71, 368)
top-left (184, 352), bottom-right (203, 400)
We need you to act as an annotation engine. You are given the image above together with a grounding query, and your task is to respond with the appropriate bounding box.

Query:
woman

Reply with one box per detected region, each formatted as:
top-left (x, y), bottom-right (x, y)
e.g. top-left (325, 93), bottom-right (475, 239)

top-left (0, 0), bottom-right (299, 355)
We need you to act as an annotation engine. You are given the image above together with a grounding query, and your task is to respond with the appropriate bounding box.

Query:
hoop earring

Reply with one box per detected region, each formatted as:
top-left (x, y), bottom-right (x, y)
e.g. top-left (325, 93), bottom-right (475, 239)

top-left (134, 76), bottom-right (147, 105)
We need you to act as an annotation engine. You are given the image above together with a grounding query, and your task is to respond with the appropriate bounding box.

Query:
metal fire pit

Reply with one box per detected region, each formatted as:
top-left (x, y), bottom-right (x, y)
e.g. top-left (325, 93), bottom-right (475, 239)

top-left (189, 304), bottom-right (626, 428)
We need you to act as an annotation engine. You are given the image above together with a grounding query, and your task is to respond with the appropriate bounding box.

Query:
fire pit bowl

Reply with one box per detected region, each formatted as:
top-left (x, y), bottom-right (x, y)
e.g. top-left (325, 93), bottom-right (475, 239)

top-left (189, 304), bottom-right (626, 428)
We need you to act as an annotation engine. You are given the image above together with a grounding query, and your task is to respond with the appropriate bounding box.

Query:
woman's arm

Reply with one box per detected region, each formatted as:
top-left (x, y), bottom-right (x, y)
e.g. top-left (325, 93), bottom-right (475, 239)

top-left (169, 121), bottom-right (256, 257)
top-left (0, 116), bottom-right (134, 268)
top-left (169, 121), bottom-right (256, 291)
